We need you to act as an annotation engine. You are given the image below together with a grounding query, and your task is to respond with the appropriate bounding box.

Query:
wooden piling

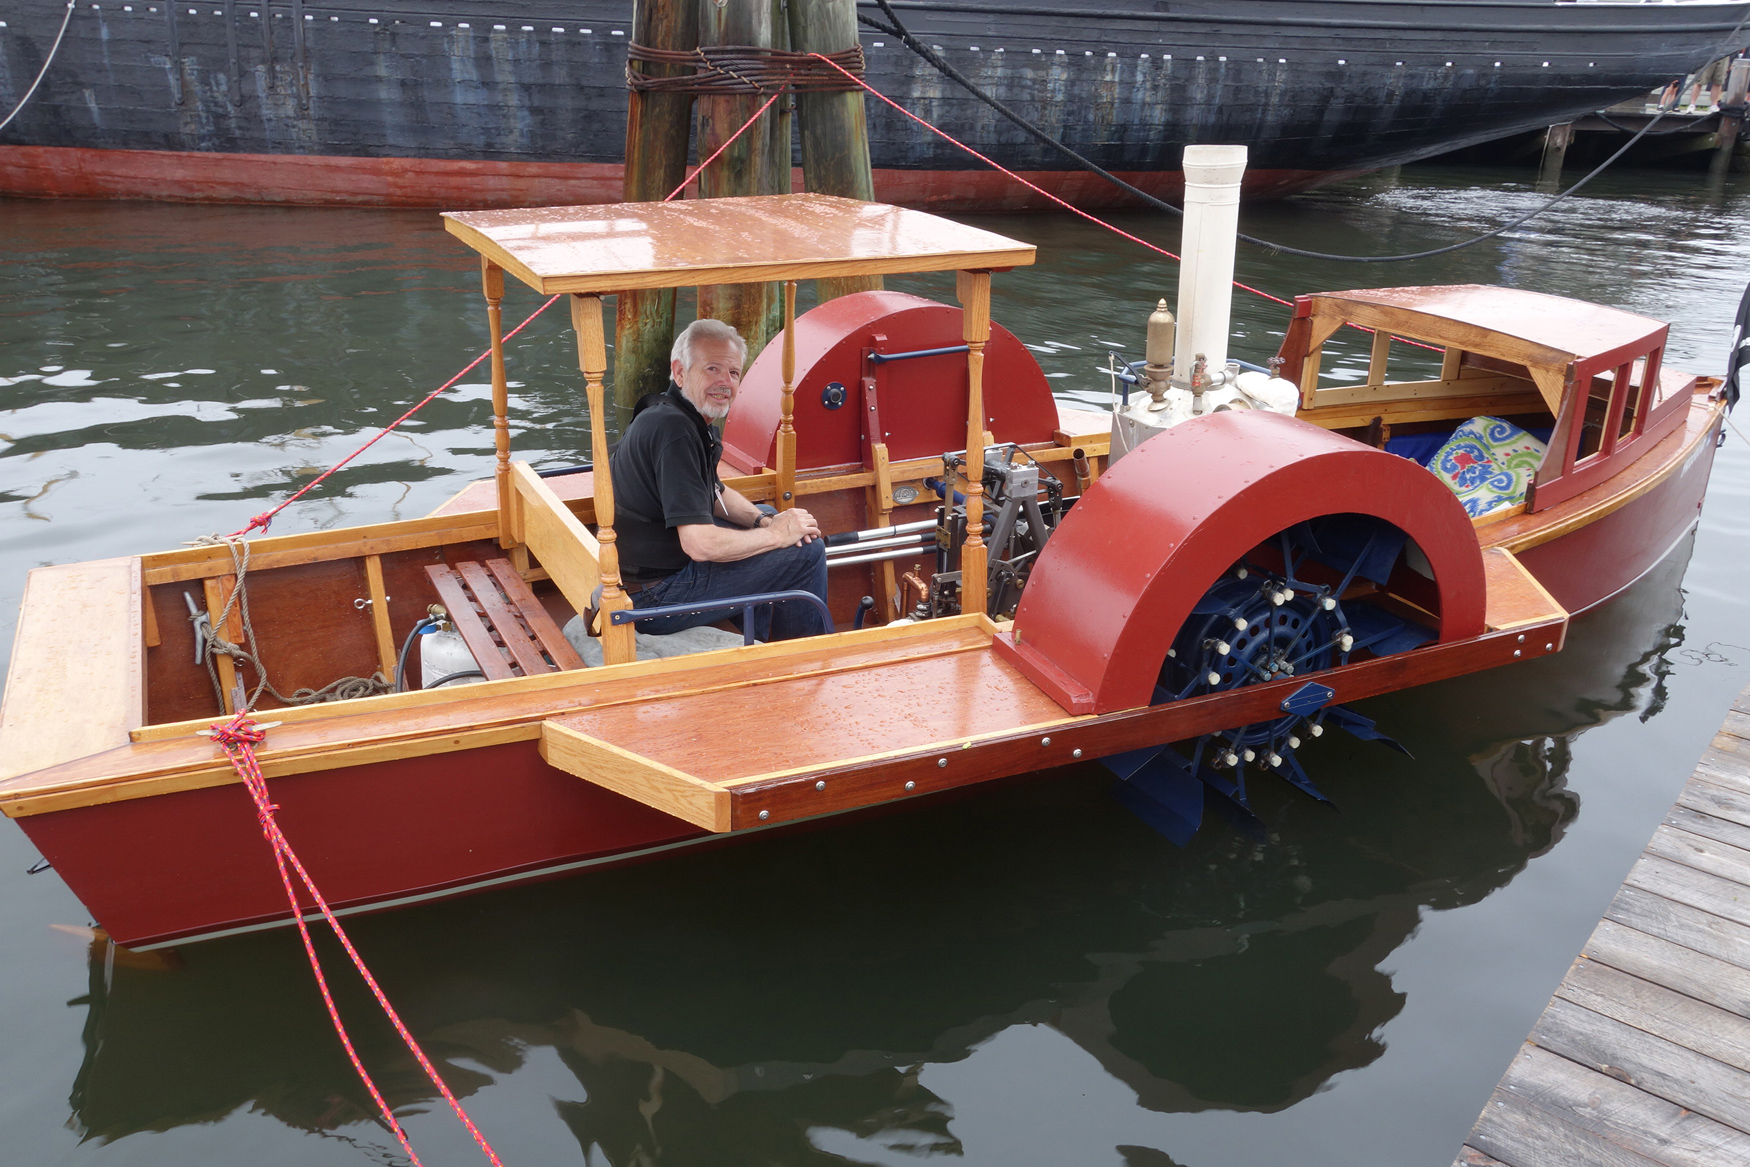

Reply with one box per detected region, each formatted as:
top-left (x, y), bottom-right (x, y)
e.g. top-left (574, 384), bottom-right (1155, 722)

top-left (613, 0), bottom-right (697, 411)
top-left (694, 0), bottom-right (788, 357)
top-left (1712, 59), bottom-right (1749, 180)
top-left (1539, 122), bottom-right (1574, 184)
top-left (787, 0), bottom-right (880, 303)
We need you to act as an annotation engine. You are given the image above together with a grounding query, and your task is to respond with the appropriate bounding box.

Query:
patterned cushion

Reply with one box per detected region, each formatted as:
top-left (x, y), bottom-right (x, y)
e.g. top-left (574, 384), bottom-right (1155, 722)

top-left (1427, 417), bottom-right (1548, 517)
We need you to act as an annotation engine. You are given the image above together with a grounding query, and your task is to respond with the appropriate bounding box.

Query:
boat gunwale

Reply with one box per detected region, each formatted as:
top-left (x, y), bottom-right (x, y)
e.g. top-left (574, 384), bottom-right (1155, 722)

top-left (0, 616), bottom-right (1005, 817)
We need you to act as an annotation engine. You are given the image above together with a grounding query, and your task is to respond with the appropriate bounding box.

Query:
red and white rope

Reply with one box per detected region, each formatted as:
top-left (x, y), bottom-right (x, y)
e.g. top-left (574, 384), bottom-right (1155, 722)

top-left (209, 714), bottom-right (504, 1166)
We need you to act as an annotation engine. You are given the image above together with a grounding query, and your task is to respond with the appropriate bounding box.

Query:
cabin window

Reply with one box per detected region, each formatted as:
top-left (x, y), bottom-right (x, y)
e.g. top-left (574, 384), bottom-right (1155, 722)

top-left (1575, 345), bottom-right (1660, 466)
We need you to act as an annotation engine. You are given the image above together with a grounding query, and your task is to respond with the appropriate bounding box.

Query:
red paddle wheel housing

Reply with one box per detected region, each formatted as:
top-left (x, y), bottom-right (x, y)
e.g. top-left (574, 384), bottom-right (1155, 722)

top-left (722, 291), bottom-right (1061, 473)
top-left (995, 411), bottom-right (1488, 715)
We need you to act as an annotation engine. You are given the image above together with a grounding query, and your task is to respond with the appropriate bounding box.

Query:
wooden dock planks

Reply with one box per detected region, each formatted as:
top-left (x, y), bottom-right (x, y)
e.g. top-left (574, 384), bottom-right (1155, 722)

top-left (1456, 683), bottom-right (1750, 1167)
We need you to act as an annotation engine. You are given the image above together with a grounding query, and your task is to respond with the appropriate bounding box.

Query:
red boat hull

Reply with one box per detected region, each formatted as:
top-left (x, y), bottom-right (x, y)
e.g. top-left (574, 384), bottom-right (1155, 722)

top-left (17, 418), bottom-right (1718, 950)
top-left (22, 741), bottom-right (709, 948)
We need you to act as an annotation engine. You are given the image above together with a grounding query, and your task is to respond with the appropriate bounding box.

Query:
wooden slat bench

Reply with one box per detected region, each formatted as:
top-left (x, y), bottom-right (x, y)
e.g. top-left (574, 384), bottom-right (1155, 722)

top-left (423, 558), bottom-right (584, 682)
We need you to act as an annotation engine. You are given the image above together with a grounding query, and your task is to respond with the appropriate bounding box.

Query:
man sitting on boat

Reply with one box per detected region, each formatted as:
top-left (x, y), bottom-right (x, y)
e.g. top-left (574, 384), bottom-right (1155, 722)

top-left (609, 319), bottom-right (830, 641)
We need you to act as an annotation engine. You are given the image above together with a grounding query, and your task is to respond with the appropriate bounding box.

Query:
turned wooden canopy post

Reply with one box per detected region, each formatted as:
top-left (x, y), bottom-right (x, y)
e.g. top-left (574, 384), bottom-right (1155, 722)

top-left (571, 293), bottom-right (637, 665)
top-left (482, 258), bottom-right (514, 547)
top-left (775, 280), bottom-right (798, 510)
top-left (957, 269), bottom-right (991, 606)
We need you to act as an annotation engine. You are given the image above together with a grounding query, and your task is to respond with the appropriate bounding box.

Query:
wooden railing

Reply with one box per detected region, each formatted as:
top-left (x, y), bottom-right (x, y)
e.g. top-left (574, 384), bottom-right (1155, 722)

top-left (506, 461), bottom-right (602, 617)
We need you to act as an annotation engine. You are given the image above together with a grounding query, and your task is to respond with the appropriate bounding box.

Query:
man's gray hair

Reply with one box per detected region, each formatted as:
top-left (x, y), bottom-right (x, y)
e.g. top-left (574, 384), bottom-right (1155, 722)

top-left (671, 318), bottom-right (748, 370)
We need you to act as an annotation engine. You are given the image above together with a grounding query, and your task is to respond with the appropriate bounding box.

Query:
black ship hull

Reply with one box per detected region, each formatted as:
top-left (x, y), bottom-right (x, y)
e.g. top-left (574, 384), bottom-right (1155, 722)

top-left (1, 0), bottom-right (1746, 208)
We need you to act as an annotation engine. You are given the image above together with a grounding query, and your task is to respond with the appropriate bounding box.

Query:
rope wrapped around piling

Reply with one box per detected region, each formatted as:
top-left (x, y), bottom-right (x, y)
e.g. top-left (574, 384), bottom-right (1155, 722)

top-left (626, 43), bottom-right (865, 94)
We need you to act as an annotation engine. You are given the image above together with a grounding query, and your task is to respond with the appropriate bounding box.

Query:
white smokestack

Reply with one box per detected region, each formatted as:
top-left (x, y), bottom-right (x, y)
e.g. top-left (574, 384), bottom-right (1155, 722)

top-left (1172, 144), bottom-right (1248, 390)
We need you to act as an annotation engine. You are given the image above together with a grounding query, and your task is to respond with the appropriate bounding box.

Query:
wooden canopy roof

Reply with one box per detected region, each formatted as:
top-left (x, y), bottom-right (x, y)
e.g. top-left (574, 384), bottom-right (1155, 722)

top-left (1301, 285), bottom-right (1668, 412)
top-left (443, 193), bottom-right (1036, 295)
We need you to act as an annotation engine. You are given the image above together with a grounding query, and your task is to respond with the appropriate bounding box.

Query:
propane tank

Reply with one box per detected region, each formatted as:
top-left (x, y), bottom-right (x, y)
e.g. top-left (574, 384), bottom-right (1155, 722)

top-left (421, 623), bottom-right (485, 688)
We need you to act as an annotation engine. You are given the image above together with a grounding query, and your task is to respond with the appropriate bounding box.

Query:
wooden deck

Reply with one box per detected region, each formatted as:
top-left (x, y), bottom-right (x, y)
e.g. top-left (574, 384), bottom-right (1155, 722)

top-left (1456, 683), bottom-right (1750, 1167)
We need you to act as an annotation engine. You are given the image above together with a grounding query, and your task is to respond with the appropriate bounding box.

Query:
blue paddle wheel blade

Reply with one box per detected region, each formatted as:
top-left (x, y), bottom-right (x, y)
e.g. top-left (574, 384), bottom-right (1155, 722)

top-left (1344, 602), bottom-right (1436, 657)
top-left (1322, 705), bottom-right (1413, 757)
top-left (1271, 749), bottom-right (1334, 806)
top-left (1097, 743), bottom-right (1169, 782)
top-left (1204, 782), bottom-right (1267, 841)
top-left (1113, 755), bottom-right (1204, 846)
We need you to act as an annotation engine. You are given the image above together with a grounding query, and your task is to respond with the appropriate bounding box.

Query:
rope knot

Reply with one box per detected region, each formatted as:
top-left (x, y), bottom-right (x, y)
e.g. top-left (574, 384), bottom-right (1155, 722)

top-left (208, 713), bottom-right (267, 749)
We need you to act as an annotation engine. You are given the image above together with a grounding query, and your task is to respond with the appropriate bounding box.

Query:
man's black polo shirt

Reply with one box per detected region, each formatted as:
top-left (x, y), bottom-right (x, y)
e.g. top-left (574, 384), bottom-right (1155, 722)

top-left (609, 384), bottom-right (724, 579)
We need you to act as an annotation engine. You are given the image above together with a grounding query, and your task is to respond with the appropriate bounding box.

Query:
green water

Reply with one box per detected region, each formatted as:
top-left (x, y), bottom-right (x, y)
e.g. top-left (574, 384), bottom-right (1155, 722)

top-left (3, 164), bottom-right (1750, 1166)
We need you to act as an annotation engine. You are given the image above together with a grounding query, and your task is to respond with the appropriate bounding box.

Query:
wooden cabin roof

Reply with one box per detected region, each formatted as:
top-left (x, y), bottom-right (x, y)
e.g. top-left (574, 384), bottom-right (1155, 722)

top-left (1302, 285), bottom-right (1668, 411)
top-left (443, 193), bottom-right (1036, 294)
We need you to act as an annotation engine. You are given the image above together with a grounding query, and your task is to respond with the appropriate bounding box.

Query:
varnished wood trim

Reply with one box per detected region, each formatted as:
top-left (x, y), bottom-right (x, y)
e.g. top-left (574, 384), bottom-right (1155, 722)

top-left (363, 554), bottom-right (397, 678)
top-left (1298, 391), bottom-right (1549, 431)
top-left (717, 714), bottom-right (1085, 788)
top-left (2, 725), bottom-right (537, 818)
top-left (202, 575), bottom-right (241, 714)
top-left (1472, 503), bottom-right (1528, 528)
top-left (446, 215), bottom-right (1037, 296)
top-left (1481, 549), bottom-right (1568, 633)
top-left (142, 587), bottom-right (161, 649)
top-left (1307, 372), bottom-right (1523, 410)
top-left (540, 722), bottom-right (729, 832)
top-left (509, 460), bottom-right (602, 617)
top-left (142, 511), bottom-right (500, 585)
top-left (124, 613), bottom-right (993, 747)
top-left (14, 633), bottom-right (988, 817)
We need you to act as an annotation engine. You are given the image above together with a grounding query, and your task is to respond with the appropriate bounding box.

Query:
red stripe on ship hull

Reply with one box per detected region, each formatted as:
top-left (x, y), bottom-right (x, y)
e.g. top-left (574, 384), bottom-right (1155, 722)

top-left (0, 144), bottom-right (1358, 210)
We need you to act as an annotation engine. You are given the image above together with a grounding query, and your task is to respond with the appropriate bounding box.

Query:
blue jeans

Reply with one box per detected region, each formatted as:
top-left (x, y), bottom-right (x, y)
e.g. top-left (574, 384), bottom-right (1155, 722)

top-left (631, 536), bottom-right (830, 641)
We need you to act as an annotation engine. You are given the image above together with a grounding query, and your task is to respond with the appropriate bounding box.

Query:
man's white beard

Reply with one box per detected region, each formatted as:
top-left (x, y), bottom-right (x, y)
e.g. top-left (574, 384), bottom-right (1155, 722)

top-left (685, 386), bottom-right (730, 420)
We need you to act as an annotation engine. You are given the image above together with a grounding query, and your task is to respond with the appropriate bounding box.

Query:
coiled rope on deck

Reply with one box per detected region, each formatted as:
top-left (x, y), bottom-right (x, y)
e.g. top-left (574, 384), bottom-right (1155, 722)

top-left (185, 534), bottom-right (391, 708)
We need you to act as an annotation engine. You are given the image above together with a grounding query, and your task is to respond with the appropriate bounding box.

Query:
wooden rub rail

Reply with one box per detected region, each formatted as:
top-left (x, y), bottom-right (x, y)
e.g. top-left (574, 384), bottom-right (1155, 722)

top-left (1456, 681), bottom-right (1750, 1167)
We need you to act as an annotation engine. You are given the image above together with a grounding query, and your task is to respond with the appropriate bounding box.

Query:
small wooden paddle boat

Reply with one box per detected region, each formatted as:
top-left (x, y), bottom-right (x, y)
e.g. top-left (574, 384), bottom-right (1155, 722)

top-left (0, 180), bottom-right (1724, 949)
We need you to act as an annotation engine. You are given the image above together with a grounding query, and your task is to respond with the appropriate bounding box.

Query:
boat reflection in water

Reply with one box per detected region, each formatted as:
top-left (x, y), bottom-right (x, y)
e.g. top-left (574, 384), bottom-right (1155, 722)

top-left (66, 537), bottom-right (1693, 1157)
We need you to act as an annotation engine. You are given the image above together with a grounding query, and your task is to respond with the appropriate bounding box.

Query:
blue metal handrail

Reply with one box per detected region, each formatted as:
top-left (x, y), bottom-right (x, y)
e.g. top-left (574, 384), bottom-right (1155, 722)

top-left (610, 589), bottom-right (835, 645)
top-left (868, 344), bottom-right (970, 364)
